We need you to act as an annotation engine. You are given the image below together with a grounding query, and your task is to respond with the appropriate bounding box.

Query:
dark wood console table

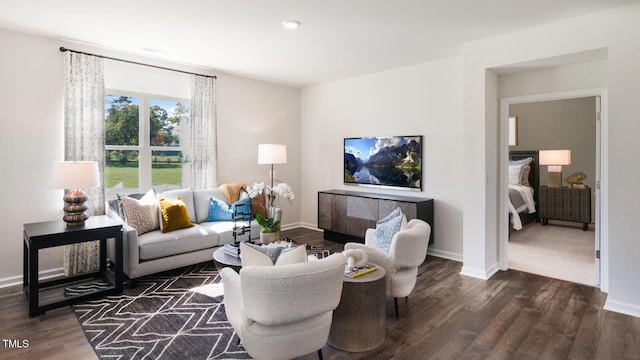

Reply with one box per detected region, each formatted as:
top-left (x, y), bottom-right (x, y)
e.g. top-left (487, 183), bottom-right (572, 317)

top-left (23, 215), bottom-right (123, 316)
top-left (318, 189), bottom-right (434, 244)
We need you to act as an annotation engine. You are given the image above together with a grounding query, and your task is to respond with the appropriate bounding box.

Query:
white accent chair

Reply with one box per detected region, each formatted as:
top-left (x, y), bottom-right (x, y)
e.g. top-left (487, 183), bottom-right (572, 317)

top-left (344, 218), bottom-right (431, 318)
top-left (221, 253), bottom-right (345, 360)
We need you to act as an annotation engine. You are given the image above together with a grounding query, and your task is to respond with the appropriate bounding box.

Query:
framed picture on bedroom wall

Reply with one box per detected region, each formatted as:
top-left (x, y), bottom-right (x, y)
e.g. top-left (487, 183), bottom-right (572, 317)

top-left (509, 116), bottom-right (518, 147)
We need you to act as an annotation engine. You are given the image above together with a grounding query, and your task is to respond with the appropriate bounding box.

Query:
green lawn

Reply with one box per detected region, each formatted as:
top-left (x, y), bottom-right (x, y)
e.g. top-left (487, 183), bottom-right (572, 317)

top-left (105, 163), bottom-right (181, 188)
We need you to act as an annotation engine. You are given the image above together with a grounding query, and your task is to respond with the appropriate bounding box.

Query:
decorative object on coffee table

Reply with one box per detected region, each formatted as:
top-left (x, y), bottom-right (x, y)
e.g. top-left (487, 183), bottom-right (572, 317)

top-left (256, 213), bottom-right (280, 244)
top-left (343, 248), bottom-right (368, 271)
top-left (51, 161), bottom-right (101, 226)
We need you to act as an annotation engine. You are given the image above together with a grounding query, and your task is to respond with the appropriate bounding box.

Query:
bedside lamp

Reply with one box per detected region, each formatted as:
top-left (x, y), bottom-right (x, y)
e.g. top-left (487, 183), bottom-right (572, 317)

top-left (51, 161), bottom-right (101, 226)
top-left (258, 144), bottom-right (287, 190)
top-left (539, 150), bottom-right (571, 188)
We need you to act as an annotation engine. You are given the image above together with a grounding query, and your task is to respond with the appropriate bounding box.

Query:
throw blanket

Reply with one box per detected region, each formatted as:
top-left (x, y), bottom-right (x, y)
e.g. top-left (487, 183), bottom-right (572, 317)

top-left (508, 184), bottom-right (536, 230)
top-left (219, 182), bottom-right (247, 203)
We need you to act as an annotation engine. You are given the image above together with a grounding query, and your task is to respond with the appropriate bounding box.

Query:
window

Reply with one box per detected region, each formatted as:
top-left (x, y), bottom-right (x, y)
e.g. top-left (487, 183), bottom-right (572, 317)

top-left (105, 91), bottom-right (190, 199)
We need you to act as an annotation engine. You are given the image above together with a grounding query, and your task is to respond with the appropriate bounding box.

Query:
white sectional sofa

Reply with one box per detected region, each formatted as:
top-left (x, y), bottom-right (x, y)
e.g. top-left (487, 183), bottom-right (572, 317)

top-left (106, 187), bottom-right (261, 280)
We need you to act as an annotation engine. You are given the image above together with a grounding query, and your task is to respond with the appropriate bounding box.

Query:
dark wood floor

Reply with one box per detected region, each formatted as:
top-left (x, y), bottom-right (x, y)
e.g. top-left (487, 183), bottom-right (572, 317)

top-left (1, 227), bottom-right (639, 359)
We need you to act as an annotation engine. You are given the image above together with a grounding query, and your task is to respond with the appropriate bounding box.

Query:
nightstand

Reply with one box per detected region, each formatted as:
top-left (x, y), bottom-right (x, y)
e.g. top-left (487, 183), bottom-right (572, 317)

top-left (538, 186), bottom-right (591, 230)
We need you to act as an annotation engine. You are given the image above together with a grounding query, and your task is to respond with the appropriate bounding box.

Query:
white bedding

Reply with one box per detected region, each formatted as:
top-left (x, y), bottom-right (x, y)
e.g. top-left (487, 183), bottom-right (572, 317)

top-left (508, 184), bottom-right (535, 230)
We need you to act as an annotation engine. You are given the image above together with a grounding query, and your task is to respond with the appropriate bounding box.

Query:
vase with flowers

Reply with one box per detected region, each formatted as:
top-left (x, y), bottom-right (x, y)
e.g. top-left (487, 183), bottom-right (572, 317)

top-left (248, 182), bottom-right (294, 244)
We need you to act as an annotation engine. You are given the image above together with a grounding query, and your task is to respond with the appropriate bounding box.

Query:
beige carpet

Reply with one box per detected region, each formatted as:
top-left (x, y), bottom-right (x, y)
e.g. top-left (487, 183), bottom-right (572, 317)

top-left (508, 222), bottom-right (597, 286)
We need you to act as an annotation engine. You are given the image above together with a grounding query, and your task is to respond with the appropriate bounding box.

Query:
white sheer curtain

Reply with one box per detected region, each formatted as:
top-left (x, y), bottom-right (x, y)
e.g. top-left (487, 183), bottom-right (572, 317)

top-left (188, 75), bottom-right (217, 189)
top-left (63, 51), bottom-right (106, 276)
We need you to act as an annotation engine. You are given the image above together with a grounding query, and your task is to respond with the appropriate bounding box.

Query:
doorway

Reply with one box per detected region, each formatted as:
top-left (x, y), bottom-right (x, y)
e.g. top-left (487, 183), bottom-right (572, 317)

top-left (498, 88), bottom-right (608, 290)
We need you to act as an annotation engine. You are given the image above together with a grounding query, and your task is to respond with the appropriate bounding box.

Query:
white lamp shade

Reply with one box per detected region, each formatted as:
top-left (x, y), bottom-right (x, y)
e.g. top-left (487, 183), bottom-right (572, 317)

top-left (539, 150), bottom-right (571, 166)
top-left (258, 144), bottom-right (287, 164)
top-left (51, 161), bottom-right (101, 189)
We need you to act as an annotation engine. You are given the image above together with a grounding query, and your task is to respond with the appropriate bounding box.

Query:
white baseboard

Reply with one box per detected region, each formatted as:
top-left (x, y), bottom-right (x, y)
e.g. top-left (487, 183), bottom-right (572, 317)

top-left (0, 267), bottom-right (65, 289)
top-left (460, 262), bottom-right (500, 280)
top-left (428, 248), bottom-right (462, 262)
top-left (297, 222), bottom-right (321, 231)
top-left (604, 297), bottom-right (640, 318)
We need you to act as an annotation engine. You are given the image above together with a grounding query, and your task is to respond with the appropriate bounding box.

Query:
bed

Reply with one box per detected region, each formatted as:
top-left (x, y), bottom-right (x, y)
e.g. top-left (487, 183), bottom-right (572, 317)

top-left (508, 150), bottom-right (539, 230)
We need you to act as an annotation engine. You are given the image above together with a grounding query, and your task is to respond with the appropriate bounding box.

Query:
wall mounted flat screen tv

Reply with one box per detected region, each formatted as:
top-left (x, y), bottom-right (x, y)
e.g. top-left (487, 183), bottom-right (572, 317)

top-left (344, 135), bottom-right (422, 190)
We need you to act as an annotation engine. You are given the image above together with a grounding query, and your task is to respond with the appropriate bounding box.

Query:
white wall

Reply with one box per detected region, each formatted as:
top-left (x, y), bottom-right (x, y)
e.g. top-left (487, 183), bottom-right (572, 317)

top-left (0, 27), bottom-right (300, 287)
top-left (462, 3), bottom-right (640, 316)
top-left (301, 57), bottom-right (464, 260)
top-left (0, 28), bottom-right (65, 283)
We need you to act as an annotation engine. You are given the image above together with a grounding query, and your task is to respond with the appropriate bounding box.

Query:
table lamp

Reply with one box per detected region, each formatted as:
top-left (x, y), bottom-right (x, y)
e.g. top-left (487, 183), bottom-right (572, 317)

top-left (539, 150), bottom-right (571, 188)
top-left (51, 161), bottom-right (101, 226)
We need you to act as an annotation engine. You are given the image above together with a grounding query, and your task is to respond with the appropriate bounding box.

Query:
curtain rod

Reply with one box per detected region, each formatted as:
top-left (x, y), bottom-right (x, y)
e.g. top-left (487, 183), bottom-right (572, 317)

top-left (59, 47), bottom-right (217, 79)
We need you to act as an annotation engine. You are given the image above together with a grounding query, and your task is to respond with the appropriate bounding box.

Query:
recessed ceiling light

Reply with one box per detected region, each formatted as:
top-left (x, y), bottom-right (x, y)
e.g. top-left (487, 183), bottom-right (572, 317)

top-left (281, 20), bottom-right (301, 30)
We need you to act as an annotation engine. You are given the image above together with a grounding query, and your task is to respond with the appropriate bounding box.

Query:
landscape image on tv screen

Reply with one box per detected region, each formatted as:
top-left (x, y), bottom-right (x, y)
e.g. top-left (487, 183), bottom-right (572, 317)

top-left (344, 135), bottom-right (422, 190)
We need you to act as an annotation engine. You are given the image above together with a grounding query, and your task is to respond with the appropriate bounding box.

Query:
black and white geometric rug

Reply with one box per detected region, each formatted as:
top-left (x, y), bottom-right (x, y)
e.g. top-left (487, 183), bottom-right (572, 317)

top-left (73, 262), bottom-right (251, 359)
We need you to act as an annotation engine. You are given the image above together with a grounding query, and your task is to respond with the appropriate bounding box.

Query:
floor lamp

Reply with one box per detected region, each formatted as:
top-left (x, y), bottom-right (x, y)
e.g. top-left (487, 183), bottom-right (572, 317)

top-left (258, 144), bottom-right (287, 207)
top-left (539, 150), bottom-right (571, 188)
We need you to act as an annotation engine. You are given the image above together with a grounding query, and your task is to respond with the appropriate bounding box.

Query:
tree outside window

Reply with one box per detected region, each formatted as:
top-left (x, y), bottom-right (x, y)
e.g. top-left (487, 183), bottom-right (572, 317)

top-left (105, 92), bottom-right (190, 199)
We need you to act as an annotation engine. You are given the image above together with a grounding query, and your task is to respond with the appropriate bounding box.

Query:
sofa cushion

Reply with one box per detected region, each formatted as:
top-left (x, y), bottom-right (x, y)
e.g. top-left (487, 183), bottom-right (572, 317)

top-left (194, 188), bottom-right (227, 223)
top-left (138, 225), bottom-right (219, 261)
top-left (158, 196), bottom-right (194, 233)
top-left (160, 188), bottom-right (196, 223)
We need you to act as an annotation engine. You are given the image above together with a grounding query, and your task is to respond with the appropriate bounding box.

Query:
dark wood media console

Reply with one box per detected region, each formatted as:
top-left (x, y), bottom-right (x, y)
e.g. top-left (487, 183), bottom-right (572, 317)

top-left (318, 189), bottom-right (434, 244)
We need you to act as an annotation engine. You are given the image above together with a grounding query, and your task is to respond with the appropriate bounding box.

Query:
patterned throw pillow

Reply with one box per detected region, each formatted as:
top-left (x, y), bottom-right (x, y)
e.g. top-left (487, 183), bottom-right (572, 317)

top-left (373, 208), bottom-right (404, 254)
top-left (158, 196), bottom-right (194, 233)
top-left (233, 197), bottom-right (252, 220)
top-left (120, 189), bottom-right (159, 235)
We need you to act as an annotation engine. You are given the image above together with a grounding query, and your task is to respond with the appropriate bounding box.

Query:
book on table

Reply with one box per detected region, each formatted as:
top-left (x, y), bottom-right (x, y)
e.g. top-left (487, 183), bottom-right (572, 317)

top-left (344, 263), bottom-right (377, 278)
top-left (224, 243), bottom-right (240, 258)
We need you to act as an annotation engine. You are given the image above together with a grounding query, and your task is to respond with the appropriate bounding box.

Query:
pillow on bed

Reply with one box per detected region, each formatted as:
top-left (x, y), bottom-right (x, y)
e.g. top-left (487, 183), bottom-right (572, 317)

top-left (520, 166), bottom-right (531, 187)
top-left (509, 164), bottom-right (524, 185)
top-left (509, 157), bottom-right (533, 166)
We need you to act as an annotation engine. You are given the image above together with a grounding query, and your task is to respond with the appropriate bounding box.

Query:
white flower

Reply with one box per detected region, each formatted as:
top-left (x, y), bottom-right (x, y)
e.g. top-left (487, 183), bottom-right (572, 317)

top-left (247, 181), bottom-right (294, 206)
top-left (272, 183), bottom-right (294, 204)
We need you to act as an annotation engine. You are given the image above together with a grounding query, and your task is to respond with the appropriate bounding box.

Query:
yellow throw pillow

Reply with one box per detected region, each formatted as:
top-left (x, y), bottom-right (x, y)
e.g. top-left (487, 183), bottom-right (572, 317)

top-left (158, 196), bottom-right (194, 233)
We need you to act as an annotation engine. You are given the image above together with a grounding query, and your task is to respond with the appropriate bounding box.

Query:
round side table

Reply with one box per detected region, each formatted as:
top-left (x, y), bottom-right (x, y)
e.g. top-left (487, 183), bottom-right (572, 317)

top-left (212, 246), bottom-right (242, 273)
top-left (328, 265), bottom-right (386, 352)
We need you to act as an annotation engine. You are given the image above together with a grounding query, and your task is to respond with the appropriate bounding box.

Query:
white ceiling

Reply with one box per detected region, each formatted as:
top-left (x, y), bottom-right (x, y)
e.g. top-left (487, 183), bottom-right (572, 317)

top-left (0, 0), bottom-right (637, 87)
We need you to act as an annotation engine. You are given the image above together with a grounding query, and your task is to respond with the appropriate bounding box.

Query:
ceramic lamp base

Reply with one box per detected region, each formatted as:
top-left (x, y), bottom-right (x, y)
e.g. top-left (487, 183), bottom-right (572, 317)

top-left (547, 172), bottom-right (563, 188)
top-left (63, 188), bottom-right (90, 226)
